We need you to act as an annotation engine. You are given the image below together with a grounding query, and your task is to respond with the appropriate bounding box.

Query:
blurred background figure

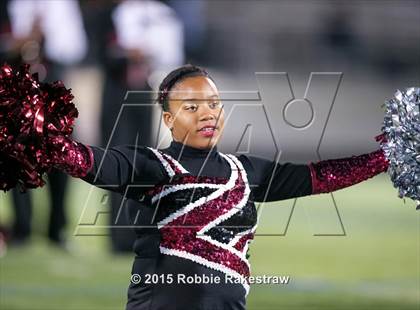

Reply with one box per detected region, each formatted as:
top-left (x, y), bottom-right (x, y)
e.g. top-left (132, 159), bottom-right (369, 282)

top-left (321, 4), bottom-right (362, 64)
top-left (163, 0), bottom-right (207, 63)
top-left (0, 0), bottom-right (87, 247)
top-left (82, 0), bottom-right (184, 253)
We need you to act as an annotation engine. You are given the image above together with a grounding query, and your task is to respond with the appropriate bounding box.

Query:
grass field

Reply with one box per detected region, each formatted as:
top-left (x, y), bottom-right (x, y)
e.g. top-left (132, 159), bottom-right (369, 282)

top-left (0, 174), bottom-right (418, 310)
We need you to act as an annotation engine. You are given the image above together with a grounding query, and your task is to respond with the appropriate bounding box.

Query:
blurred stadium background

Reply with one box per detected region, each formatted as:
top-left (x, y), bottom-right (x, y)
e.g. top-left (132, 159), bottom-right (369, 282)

top-left (0, 0), bottom-right (419, 309)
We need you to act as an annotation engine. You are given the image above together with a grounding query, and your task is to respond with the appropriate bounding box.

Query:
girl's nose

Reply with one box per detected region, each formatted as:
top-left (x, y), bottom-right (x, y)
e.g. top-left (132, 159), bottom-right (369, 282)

top-left (199, 104), bottom-right (217, 121)
top-left (199, 113), bottom-right (216, 121)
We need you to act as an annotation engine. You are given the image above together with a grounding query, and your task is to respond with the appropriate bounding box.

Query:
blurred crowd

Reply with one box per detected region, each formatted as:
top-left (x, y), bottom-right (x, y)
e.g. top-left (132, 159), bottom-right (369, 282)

top-left (0, 0), bottom-right (418, 256)
top-left (0, 0), bottom-right (192, 254)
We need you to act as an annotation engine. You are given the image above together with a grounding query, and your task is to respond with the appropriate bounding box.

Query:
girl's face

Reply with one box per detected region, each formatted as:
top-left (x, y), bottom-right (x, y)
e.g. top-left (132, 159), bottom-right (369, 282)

top-left (163, 76), bottom-right (225, 150)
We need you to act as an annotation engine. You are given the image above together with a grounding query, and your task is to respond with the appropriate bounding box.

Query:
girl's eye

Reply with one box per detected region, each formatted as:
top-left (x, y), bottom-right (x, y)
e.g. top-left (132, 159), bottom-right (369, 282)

top-left (209, 101), bottom-right (222, 109)
top-left (185, 105), bottom-right (198, 112)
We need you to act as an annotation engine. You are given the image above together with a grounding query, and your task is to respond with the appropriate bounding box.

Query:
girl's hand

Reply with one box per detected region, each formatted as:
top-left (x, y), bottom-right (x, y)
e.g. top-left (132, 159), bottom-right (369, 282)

top-left (46, 135), bottom-right (93, 178)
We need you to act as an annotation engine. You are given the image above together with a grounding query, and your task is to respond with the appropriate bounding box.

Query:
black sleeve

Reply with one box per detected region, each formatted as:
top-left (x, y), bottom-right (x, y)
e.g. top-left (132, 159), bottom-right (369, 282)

top-left (238, 154), bottom-right (313, 202)
top-left (80, 145), bottom-right (167, 196)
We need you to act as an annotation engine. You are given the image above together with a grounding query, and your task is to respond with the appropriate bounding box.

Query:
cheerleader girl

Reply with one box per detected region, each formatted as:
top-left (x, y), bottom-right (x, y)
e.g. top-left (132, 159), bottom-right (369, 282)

top-left (39, 65), bottom-right (389, 309)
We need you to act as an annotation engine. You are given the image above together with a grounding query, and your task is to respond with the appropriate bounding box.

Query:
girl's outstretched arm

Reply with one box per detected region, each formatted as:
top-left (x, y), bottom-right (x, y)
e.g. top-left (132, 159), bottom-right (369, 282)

top-left (48, 136), bottom-right (165, 195)
top-left (241, 147), bottom-right (388, 203)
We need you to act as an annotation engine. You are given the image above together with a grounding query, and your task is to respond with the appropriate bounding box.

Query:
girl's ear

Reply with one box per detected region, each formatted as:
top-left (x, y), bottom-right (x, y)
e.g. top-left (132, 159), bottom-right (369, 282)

top-left (162, 111), bottom-right (174, 130)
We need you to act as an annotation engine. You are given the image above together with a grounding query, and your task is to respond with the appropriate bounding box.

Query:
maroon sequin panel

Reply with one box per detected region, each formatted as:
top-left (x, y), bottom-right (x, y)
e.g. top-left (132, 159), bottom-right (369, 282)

top-left (159, 169), bottom-right (251, 279)
top-left (48, 135), bottom-right (94, 178)
top-left (233, 232), bottom-right (254, 252)
top-left (309, 149), bottom-right (389, 194)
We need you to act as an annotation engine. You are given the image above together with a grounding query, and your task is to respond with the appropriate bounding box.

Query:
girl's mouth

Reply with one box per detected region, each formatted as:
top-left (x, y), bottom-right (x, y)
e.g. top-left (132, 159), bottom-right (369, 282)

top-left (198, 126), bottom-right (217, 137)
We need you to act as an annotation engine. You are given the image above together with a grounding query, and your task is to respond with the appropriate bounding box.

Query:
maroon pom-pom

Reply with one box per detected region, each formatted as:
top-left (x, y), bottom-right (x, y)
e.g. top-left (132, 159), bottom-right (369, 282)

top-left (0, 63), bottom-right (79, 192)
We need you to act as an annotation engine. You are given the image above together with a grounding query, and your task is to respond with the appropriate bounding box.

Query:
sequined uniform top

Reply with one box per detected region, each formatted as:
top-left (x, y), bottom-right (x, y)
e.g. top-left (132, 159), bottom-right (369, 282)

top-left (80, 140), bottom-right (387, 310)
top-left (81, 140), bottom-right (311, 310)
